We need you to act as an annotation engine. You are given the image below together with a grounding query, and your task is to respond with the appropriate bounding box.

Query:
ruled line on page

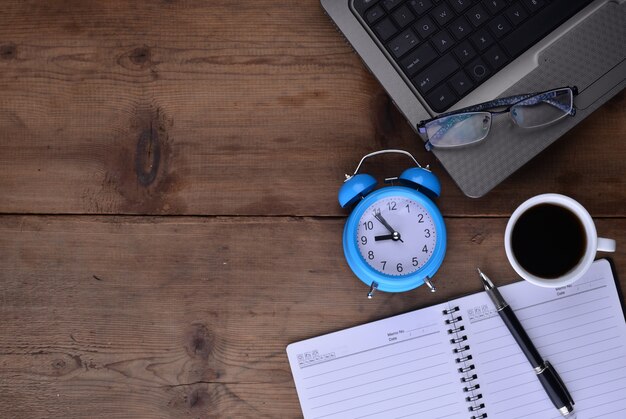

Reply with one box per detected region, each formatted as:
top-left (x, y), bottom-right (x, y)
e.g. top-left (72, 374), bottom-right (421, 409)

top-left (478, 334), bottom-right (621, 376)
top-left (510, 406), bottom-right (555, 419)
top-left (532, 313), bottom-right (613, 339)
top-left (548, 345), bottom-right (623, 367)
top-left (520, 296), bottom-right (610, 322)
top-left (308, 361), bottom-right (449, 400)
top-left (299, 330), bottom-right (440, 370)
top-left (470, 304), bottom-right (611, 339)
top-left (303, 341), bottom-right (441, 380)
top-left (559, 355), bottom-right (626, 375)
top-left (588, 407), bottom-right (626, 419)
top-left (468, 284), bottom-right (609, 328)
top-left (566, 369), bottom-right (626, 386)
top-left (514, 284), bottom-right (607, 312)
top-left (573, 385), bottom-right (626, 404)
top-left (491, 387), bottom-right (545, 406)
top-left (394, 400), bottom-right (463, 419)
top-left (492, 392), bottom-right (547, 415)
top-left (478, 324), bottom-right (618, 367)
top-left (537, 329), bottom-right (619, 352)
top-left (305, 350), bottom-right (445, 390)
top-left (480, 360), bottom-right (528, 378)
top-left (574, 375), bottom-right (626, 393)
top-left (310, 380), bottom-right (454, 415)
top-left (353, 394), bottom-right (458, 419)
top-left (524, 312), bottom-right (614, 333)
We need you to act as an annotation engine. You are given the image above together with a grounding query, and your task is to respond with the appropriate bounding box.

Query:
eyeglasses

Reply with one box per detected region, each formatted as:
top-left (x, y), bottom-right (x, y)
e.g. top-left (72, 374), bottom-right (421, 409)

top-left (418, 86), bottom-right (578, 151)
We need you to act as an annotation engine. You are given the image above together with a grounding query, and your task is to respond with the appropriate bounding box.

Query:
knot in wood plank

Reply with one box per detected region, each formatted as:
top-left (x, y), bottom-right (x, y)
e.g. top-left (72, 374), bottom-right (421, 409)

top-left (0, 43), bottom-right (16, 60)
top-left (135, 124), bottom-right (161, 187)
top-left (185, 323), bottom-right (214, 361)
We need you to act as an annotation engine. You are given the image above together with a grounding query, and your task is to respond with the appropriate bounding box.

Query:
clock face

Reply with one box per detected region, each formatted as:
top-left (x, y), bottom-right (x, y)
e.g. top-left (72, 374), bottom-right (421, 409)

top-left (356, 196), bottom-right (437, 276)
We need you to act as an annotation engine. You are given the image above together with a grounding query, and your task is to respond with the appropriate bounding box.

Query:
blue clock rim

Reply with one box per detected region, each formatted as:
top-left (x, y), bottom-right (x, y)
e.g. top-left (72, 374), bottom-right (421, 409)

top-left (343, 186), bottom-right (447, 293)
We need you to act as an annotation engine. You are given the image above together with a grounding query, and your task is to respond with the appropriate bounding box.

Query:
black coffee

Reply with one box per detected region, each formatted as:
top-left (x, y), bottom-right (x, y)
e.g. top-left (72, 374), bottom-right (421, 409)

top-left (511, 203), bottom-right (586, 279)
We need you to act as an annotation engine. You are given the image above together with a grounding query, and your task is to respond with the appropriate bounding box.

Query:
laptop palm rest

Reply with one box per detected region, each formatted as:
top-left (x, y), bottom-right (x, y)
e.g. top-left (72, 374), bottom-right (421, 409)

top-left (432, 1), bottom-right (625, 198)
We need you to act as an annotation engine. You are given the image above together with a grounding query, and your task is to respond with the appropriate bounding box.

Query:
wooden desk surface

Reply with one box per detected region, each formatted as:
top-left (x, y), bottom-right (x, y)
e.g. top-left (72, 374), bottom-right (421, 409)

top-left (0, 2), bottom-right (624, 417)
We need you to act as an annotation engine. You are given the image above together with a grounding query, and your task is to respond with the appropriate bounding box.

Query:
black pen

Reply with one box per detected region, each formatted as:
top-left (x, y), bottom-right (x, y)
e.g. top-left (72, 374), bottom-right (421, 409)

top-left (478, 269), bottom-right (575, 416)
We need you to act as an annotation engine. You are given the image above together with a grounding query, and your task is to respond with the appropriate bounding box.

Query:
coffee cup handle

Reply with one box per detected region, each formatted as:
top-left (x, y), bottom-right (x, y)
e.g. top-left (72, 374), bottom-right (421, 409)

top-left (597, 237), bottom-right (616, 253)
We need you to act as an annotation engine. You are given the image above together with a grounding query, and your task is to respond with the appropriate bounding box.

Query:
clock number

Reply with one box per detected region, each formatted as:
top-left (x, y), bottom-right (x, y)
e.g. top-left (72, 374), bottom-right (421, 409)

top-left (412, 257), bottom-right (418, 267)
top-left (422, 245), bottom-right (428, 253)
top-left (381, 261), bottom-right (387, 270)
top-left (360, 236), bottom-right (367, 245)
top-left (424, 229), bottom-right (431, 238)
top-left (368, 251), bottom-right (374, 260)
top-left (396, 263), bottom-right (403, 273)
top-left (405, 204), bottom-right (410, 213)
top-left (387, 201), bottom-right (397, 211)
top-left (364, 221), bottom-right (374, 230)
top-left (417, 213), bottom-right (424, 223)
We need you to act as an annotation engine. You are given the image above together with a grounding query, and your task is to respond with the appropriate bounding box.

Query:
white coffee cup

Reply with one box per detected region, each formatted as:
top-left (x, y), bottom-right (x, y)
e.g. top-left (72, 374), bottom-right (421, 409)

top-left (505, 194), bottom-right (616, 288)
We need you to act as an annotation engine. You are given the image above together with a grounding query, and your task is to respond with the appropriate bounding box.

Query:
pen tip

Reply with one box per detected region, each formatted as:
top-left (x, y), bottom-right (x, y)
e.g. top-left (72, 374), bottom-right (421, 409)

top-left (477, 268), bottom-right (493, 288)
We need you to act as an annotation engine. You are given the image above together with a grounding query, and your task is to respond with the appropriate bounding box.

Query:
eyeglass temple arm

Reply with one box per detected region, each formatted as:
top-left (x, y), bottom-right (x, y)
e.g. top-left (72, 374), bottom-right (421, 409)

top-left (517, 92), bottom-right (576, 115)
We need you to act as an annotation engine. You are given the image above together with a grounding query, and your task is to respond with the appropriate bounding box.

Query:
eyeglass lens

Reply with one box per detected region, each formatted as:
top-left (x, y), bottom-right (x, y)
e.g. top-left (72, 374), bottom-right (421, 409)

top-left (424, 112), bottom-right (492, 149)
top-left (510, 88), bottom-right (574, 128)
top-left (425, 88), bottom-right (574, 149)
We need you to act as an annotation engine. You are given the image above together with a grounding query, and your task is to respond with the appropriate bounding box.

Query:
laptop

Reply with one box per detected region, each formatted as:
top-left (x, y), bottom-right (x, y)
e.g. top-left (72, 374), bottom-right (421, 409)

top-left (321, 0), bottom-right (625, 197)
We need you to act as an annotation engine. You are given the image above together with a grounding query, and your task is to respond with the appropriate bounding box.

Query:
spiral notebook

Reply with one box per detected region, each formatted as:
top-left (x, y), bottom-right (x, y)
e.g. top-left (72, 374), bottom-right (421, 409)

top-left (287, 260), bottom-right (626, 419)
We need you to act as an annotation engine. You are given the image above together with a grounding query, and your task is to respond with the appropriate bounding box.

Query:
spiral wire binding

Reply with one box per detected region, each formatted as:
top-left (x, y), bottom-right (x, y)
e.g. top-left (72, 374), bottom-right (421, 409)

top-left (443, 305), bottom-right (487, 419)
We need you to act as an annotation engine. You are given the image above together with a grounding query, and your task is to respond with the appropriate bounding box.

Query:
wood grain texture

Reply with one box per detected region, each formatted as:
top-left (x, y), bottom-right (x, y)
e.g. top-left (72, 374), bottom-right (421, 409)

top-left (0, 1), bottom-right (624, 217)
top-left (0, 216), bottom-right (624, 418)
top-left (0, 1), bottom-right (625, 418)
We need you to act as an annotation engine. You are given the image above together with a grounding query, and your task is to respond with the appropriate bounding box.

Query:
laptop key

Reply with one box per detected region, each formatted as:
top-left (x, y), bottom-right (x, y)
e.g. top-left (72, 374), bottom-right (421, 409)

top-left (505, 4), bottom-right (528, 27)
top-left (414, 15), bottom-right (437, 38)
top-left (453, 40), bottom-right (477, 64)
top-left (392, 5), bottom-right (416, 28)
top-left (426, 83), bottom-right (458, 112)
top-left (467, 4), bottom-right (489, 28)
top-left (387, 28), bottom-right (420, 58)
top-left (449, 70), bottom-right (474, 96)
top-left (374, 17), bottom-right (398, 41)
top-left (521, 0), bottom-right (545, 13)
top-left (467, 57), bottom-right (491, 82)
top-left (400, 43), bottom-right (438, 76)
top-left (412, 53), bottom-right (459, 93)
top-left (366, 5), bottom-right (386, 24)
top-left (432, 29), bottom-right (455, 53)
top-left (470, 28), bottom-right (494, 52)
top-left (353, 0), bottom-right (383, 15)
top-left (431, 3), bottom-right (455, 26)
top-left (483, 45), bottom-right (508, 70)
top-left (382, 0), bottom-right (404, 12)
top-left (408, 0), bottom-right (433, 16)
top-left (449, 0), bottom-right (472, 14)
top-left (450, 16), bottom-right (472, 40)
top-left (483, 0), bottom-right (507, 15)
top-left (488, 15), bottom-right (512, 38)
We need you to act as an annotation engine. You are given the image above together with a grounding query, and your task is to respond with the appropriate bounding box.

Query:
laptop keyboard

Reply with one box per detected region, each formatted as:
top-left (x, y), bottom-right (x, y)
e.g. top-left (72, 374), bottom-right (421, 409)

top-left (352, 0), bottom-right (592, 112)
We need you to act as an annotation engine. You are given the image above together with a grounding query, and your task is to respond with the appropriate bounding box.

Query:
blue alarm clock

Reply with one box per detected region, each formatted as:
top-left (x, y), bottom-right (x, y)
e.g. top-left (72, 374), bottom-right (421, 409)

top-left (338, 150), bottom-right (447, 298)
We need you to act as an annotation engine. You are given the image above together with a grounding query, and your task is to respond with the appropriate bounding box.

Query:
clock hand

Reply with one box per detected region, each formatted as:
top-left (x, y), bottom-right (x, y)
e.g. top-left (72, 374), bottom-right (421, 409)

top-left (373, 209), bottom-right (397, 235)
top-left (375, 232), bottom-right (403, 242)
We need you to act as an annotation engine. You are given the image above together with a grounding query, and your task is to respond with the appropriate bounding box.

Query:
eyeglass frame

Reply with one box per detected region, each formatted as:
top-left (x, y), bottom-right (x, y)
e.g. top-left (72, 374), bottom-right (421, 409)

top-left (417, 86), bottom-right (579, 151)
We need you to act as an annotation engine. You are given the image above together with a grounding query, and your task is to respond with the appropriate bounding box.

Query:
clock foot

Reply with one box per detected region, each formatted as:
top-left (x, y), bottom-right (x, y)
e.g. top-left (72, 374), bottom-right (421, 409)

top-left (424, 277), bottom-right (436, 293)
top-left (367, 282), bottom-right (379, 299)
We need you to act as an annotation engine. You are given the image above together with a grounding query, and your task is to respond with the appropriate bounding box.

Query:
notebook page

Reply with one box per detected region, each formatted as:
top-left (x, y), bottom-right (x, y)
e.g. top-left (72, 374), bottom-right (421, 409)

top-left (287, 302), bottom-right (467, 419)
top-left (455, 259), bottom-right (626, 419)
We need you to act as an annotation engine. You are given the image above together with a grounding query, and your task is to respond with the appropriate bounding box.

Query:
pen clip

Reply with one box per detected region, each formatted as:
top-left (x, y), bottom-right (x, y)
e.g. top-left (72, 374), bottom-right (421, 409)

top-left (545, 361), bottom-right (575, 407)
